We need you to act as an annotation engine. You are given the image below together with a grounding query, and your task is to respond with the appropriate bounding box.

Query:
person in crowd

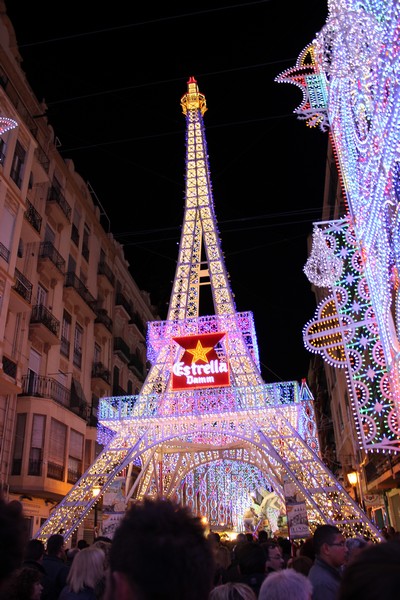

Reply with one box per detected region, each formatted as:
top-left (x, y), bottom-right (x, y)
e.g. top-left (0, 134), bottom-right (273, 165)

top-left (0, 494), bottom-right (27, 598)
top-left (297, 537), bottom-right (315, 562)
top-left (259, 568), bottom-right (313, 600)
top-left (41, 534), bottom-right (70, 600)
top-left (2, 566), bottom-right (43, 600)
top-left (22, 539), bottom-right (46, 577)
top-left (212, 543), bottom-right (232, 586)
top-left (263, 542), bottom-right (285, 574)
top-left (59, 546), bottom-right (105, 600)
top-left (257, 530), bottom-right (269, 544)
top-left (77, 540), bottom-right (89, 550)
top-left (209, 582), bottom-right (257, 599)
top-left (343, 536), bottom-right (369, 567)
top-left (234, 542), bottom-right (267, 597)
top-left (287, 555), bottom-right (313, 576)
top-left (338, 539), bottom-right (400, 600)
top-left (105, 497), bottom-right (215, 600)
top-left (307, 525), bottom-right (346, 600)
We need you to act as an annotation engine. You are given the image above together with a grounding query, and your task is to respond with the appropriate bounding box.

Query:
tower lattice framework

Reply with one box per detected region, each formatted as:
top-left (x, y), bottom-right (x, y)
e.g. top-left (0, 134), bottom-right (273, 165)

top-left (36, 77), bottom-right (382, 543)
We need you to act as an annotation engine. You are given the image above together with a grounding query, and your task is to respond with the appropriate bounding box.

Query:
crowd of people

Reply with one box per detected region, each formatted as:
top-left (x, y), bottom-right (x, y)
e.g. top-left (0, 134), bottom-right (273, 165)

top-left (1, 492), bottom-right (400, 600)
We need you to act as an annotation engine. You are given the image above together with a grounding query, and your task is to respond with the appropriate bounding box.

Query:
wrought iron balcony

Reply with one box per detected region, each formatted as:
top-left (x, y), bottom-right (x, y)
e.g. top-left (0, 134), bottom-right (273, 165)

top-left (115, 292), bottom-right (134, 319)
top-left (3, 355), bottom-right (17, 378)
top-left (98, 261), bottom-right (115, 286)
top-left (91, 362), bottom-right (111, 384)
top-left (24, 200), bottom-right (42, 234)
top-left (128, 353), bottom-right (145, 380)
top-left (64, 272), bottom-right (96, 309)
top-left (20, 373), bottom-right (70, 407)
top-left (0, 241), bottom-right (10, 262)
top-left (130, 311), bottom-right (146, 336)
top-left (30, 304), bottom-right (60, 337)
top-left (13, 268), bottom-right (33, 303)
top-left (38, 241), bottom-right (65, 274)
top-left (47, 185), bottom-right (72, 221)
top-left (113, 337), bottom-right (131, 362)
top-left (94, 308), bottom-right (113, 332)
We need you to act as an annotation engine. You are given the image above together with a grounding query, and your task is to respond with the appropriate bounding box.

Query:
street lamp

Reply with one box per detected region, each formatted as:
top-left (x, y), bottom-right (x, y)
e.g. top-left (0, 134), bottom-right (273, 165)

top-left (347, 471), bottom-right (359, 504)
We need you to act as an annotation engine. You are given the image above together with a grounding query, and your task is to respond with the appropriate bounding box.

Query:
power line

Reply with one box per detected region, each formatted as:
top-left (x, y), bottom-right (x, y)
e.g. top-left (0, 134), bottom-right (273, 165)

top-left (18, 1), bottom-right (272, 48)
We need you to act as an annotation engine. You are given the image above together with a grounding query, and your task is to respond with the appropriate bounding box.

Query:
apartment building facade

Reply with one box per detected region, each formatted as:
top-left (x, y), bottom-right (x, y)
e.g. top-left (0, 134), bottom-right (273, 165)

top-left (0, 9), bottom-right (156, 539)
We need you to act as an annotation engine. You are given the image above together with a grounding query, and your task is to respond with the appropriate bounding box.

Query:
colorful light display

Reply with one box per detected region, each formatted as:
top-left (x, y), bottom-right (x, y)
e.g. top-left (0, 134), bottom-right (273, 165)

top-left (278, 1), bottom-right (400, 452)
top-left (34, 77), bottom-right (382, 544)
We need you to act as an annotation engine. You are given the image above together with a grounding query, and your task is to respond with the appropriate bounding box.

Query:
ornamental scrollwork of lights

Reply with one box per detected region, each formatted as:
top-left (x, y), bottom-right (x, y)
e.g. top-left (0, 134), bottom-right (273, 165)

top-left (33, 77), bottom-right (383, 545)
top-left (304, 226), bottom-right (344, 287)
top-left (0, 116), bottom-right (17, 134)
top-left (278, 0), bottom-right (400, 452)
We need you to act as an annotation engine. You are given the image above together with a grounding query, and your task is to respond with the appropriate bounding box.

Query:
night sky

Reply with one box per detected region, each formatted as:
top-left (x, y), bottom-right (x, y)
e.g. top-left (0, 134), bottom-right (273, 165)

top-left (6, 1), bottom-right (330, 383)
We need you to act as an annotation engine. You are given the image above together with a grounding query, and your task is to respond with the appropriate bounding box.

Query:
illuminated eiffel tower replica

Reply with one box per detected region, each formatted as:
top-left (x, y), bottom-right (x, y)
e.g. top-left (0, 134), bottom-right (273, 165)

top-left (36, 78), bottom-right (381, 543)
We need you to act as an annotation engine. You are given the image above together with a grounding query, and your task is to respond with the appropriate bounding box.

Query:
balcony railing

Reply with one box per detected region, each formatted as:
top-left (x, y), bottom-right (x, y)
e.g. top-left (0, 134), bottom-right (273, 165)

top-left (0, 241), bottom-right (10, 262)
top-left (128, 353), bottom-right (145, 380)
top-left (115, 292), bottom-right (134, 319)
top-left (24, 200), bottom-right (42, 234)
top-left (47, 185), bottom-right (72, 221)
top-left (30, 304), bottom-right (60, 337)
top-left (114, 337), bottom-right (130, 362)
top-left (73, 347), bottom-right (82, 369)
top-left (130, 311), bottom-right (146, 336)
top-left (91, 362), bottom-right (111, 384)
top-left (64, 272), bottom-right (96, 309)
top-left (38, 241), bottom-right (65, 274)
top-left (47, 461), bottom-right (64, 481)
top-left (13, 268), bottom-right (33, 303)
top-left (94, 308), bottom-right (113, 332)
top-left (20, 373), bottom-right (70, 407)
top-left (98, 261), bottom-right (115, 286)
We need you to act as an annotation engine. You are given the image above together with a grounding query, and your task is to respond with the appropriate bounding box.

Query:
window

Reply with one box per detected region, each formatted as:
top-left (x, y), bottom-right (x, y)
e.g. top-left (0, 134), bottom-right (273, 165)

top-left (44, 224), bottom-right (56, 244)
top-left (71, 207), bottom-right (81, 246)
top-left (36, 283), bottom-right (47, 307)
top-left (12, 413), bottom-right (26, 475)
top-left (48, 419), bottom-right (66, 481)
top-left (82, 223), bottom-right (90, 261)
top-left (28, 414), bottom-right (45, 476)
top-left (61, 310), bottom-right (71, 358)
top-left (0, 204), bottom-right (16, 262)
top-left (73, 322), bottom-right (83, 368)
top-left (94, 342), bottom-right (101, 364)
top-left (68, 429), bottom-right (83, 484)
top-left (10, 140), bottom-right (26, 188)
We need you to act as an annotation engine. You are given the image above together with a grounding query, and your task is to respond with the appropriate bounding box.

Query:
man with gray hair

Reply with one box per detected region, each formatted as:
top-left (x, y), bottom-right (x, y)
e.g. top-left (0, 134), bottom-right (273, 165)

top-left (259, 569), bottom-right (313, 600)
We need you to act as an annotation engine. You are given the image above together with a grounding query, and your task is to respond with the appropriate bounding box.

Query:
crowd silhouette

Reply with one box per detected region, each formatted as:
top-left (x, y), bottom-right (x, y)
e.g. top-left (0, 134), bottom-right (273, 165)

top-left (1, 492), bottom-right (400, 600)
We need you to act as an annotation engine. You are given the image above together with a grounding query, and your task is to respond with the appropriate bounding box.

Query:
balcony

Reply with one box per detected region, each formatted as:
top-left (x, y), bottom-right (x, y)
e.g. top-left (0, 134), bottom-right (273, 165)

top-left (91, 362), bottom-right (111, 385)
top-left (37, 241), bottom-right (65, 279)
top-left (94, 308), bottom-right (113, 334)
top-left (114, 336), bottom-right (131, 363)
top-left (128, 353), bottom-right (146, 381)
top-left (10, 268), bottom-right (32, 313)
top-left (24, 200), bottom-right (42, 237)
top-left (115, 292), bottom-right (134, 320)
top-left (46, 185), bottom-right (71, 225)
top-left (98, 261), bottom-right (115, 288)
top-left (0, 241), bottom-right (10, 263)
top-left (129, 311), bottom-right (146, 337)
top-left (19, 374), bottom-right (70, 408)
top-left (64, 272), bottom-right (96, 317)
top-left (29, 304), bottom-right (60, 346)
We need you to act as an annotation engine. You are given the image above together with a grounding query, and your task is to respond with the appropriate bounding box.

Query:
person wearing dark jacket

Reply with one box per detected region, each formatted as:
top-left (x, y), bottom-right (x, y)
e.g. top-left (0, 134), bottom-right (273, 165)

top-left (308, 525), bottom-right (347, 600)
top-left (41, 534), bottom-right (70, 600)
top-left (22, 539), bottom-right (46, 578)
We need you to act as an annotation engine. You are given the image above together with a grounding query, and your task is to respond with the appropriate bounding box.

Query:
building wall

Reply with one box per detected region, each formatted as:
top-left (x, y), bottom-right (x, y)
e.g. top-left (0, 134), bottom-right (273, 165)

top-left (0, 8), bottom-right (157, 539)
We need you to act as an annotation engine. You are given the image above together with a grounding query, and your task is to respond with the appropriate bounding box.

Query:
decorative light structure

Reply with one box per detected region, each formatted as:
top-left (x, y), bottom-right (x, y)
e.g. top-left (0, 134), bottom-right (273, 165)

top-left (33, 78), bottom-right (382, 544)
top-left (278, 0), bottom-right (400, 453)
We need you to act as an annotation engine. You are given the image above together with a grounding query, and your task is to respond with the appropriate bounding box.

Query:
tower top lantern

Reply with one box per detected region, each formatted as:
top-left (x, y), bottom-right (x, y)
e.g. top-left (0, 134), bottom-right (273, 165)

top-left (181, 76), bottom-right (207, 116)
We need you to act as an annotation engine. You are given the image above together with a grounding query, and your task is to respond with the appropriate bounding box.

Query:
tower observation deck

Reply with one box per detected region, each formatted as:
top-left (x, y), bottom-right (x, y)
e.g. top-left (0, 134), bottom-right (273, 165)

top-left (35, 77), bottom-right (382, 543)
